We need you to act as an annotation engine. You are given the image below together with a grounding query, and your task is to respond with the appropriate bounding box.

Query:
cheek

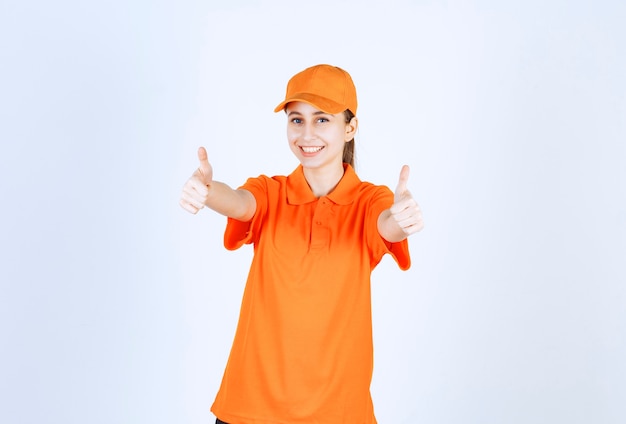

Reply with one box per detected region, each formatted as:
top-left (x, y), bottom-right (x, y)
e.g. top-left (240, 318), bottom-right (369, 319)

top-left (286, 126), bottom-right (299, 142)
top-left (286, 130), bottom-right (299, 151)
top-left (287, 133), bottom-right (298, 145)
top-left (330, 127), bottom-right (348, 144)
top-left (330, 122), bottom-right (348, 138)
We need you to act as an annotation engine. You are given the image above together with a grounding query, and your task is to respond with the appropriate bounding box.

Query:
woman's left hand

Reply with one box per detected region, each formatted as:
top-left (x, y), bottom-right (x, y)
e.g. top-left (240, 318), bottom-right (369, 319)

top-left (390, 165), bottom-right (424, 236)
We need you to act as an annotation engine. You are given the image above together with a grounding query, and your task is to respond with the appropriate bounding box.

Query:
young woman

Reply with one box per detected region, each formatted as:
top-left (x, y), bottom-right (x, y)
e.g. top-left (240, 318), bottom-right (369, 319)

top-left (180, 64), bottom-right (423, 424)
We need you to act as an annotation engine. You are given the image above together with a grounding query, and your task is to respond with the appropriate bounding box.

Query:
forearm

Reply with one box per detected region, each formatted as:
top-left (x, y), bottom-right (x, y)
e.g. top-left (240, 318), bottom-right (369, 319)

top-left (205, 181), bottom-right (256, 221)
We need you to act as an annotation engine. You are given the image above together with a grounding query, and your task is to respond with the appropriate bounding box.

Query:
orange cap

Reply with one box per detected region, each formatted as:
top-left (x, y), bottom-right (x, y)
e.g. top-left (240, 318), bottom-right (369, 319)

top-left (274, 64), bottom-right (357, 115)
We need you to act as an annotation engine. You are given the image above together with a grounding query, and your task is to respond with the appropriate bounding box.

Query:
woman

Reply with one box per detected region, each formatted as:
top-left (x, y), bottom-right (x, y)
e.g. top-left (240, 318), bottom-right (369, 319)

top-left (180, 64), bottom-right (423, 424)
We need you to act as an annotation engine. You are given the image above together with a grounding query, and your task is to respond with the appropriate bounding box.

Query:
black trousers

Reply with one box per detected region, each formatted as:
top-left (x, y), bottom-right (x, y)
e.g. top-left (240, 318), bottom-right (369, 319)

top-left (216, 419), bottom-right (229, 424)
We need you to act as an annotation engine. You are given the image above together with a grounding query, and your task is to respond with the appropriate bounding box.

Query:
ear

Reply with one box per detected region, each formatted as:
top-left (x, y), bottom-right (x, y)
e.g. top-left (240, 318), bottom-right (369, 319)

top-left (344, 116), bottom-right (358, 142)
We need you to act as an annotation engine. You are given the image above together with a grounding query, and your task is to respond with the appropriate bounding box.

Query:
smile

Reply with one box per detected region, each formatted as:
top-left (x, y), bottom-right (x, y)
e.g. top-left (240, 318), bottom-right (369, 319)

top-left (300, 146), bottom-right (324, 153)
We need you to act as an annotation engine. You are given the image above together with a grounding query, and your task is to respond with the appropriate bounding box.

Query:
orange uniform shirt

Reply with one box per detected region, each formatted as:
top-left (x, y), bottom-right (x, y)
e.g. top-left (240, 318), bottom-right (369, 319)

top-left (211, 164), bottom-right (410, 424)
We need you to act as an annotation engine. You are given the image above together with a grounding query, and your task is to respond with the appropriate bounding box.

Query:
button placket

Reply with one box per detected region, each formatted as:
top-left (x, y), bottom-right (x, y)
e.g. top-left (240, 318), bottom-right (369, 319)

top-left (310, 197), bottom-right (331, 250)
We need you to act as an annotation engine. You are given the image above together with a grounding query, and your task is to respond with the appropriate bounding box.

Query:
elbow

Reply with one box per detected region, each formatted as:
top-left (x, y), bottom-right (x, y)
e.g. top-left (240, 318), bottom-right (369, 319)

top-left (233, 189), bottom-right (257, 222)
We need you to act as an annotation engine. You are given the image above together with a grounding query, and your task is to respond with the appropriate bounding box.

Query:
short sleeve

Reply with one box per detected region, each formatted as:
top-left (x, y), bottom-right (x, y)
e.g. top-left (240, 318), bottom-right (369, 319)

top-left (366, 186), bottom-right (411, 271)
top-left (223, 176), bottom-right (268, 251)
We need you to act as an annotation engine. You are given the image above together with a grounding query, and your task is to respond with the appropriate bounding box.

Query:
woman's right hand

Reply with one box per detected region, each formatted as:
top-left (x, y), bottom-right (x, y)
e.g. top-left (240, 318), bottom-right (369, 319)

top-left (180, 147), bottom-right (214, 214)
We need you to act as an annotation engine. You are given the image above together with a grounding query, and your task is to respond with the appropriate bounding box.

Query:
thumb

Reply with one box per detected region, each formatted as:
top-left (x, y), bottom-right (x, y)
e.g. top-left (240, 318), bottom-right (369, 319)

top-left (394, 165), bottom-right (410, 200)
top-left (196, 146), bottom-right (212, 183)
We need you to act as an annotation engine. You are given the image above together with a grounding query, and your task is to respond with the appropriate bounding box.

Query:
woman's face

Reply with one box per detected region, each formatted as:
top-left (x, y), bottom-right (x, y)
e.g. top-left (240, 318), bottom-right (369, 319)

top-left (285, 101), bottom-right (357, 172)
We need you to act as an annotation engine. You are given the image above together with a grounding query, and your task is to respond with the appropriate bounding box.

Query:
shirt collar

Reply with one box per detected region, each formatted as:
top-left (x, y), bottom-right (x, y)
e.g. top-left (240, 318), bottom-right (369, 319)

top-left (286, 164), bottom-right (361, 206)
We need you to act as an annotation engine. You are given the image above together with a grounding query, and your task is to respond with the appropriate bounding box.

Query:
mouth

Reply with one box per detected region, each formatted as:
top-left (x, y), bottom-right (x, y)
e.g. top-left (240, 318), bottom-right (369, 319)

top-left (300, 146), bottom-right (324, 154)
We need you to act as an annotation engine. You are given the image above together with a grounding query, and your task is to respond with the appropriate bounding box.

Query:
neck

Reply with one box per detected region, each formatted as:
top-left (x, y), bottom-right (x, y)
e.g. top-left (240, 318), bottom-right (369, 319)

top-left (302, 163), bottom-right (346, 197)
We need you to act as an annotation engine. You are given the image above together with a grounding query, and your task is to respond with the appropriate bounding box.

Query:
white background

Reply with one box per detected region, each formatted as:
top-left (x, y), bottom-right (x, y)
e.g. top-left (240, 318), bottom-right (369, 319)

top-left (1, 1), bottom-right (625, 423)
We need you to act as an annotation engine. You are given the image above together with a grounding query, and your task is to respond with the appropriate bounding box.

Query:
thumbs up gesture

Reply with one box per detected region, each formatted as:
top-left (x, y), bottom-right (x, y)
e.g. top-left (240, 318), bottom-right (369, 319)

top-left (180, 147), bottom-right (214, 214)
top-left (389, 165), bottom-right (423, 236)
top-left (196, 146), bottom-right (213, 186)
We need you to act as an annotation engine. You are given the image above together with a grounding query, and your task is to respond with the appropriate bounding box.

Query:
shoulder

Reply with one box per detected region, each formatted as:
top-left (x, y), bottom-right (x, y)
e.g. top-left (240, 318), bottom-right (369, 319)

top-left (355, 179), bottom-right (393, 202)
top-left (241, 173), bottom-right (287, 190)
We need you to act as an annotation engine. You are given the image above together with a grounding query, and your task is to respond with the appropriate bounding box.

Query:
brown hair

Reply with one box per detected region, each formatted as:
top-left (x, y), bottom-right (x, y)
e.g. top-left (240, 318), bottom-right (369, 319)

top-left (343, 109), bottom-right (356, 168)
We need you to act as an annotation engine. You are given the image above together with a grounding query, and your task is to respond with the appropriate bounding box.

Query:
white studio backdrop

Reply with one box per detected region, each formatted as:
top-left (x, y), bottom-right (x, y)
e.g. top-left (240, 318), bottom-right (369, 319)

top-left (1, 1), bottom-right (624, 423)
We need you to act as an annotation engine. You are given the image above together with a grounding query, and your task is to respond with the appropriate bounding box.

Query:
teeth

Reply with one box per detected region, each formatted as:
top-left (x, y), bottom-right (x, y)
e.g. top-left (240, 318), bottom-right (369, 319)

top-left (301, 146), bottom-right (323, 153)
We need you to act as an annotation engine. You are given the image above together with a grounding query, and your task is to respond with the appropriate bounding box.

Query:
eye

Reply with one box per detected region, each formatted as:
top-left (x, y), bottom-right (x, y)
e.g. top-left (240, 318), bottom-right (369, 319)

top-left (291, 118), bottom-right (303, 124)
top-left (316, 117), bottom-right (329, 123)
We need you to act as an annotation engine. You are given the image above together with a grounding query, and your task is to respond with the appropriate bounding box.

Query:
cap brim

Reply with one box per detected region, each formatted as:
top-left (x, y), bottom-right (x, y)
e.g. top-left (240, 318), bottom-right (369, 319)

top-left (273, 92), bottom-right (346, 114)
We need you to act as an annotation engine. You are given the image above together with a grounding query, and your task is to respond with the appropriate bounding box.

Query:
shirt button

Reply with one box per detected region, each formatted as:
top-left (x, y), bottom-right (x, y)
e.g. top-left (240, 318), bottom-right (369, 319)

top-left (316, 221), bottom-right (322, 225)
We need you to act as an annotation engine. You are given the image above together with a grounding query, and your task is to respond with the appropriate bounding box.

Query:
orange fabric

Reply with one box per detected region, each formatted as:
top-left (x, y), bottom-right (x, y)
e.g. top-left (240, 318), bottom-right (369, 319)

top-left (273, 64), bottom-right (358, 114)
top-left (211, 164), bottom-right (410, 424)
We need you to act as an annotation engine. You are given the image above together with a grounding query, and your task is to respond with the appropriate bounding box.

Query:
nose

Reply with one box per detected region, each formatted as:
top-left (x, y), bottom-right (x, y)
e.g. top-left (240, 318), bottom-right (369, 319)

top-left (302, 122), bottom-right (315, 141)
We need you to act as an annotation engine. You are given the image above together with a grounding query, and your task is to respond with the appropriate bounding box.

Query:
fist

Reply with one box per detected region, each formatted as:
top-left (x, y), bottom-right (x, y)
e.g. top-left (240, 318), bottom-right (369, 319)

top-left (390, 165), bottom-right (424, 235)
top-left (179, 147), bottom-right (213, 214)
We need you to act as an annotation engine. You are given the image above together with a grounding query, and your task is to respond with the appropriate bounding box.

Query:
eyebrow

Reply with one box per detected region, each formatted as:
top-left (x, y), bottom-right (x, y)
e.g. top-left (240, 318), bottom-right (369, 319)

top-left (287, 110), bottom-right (331, 117)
